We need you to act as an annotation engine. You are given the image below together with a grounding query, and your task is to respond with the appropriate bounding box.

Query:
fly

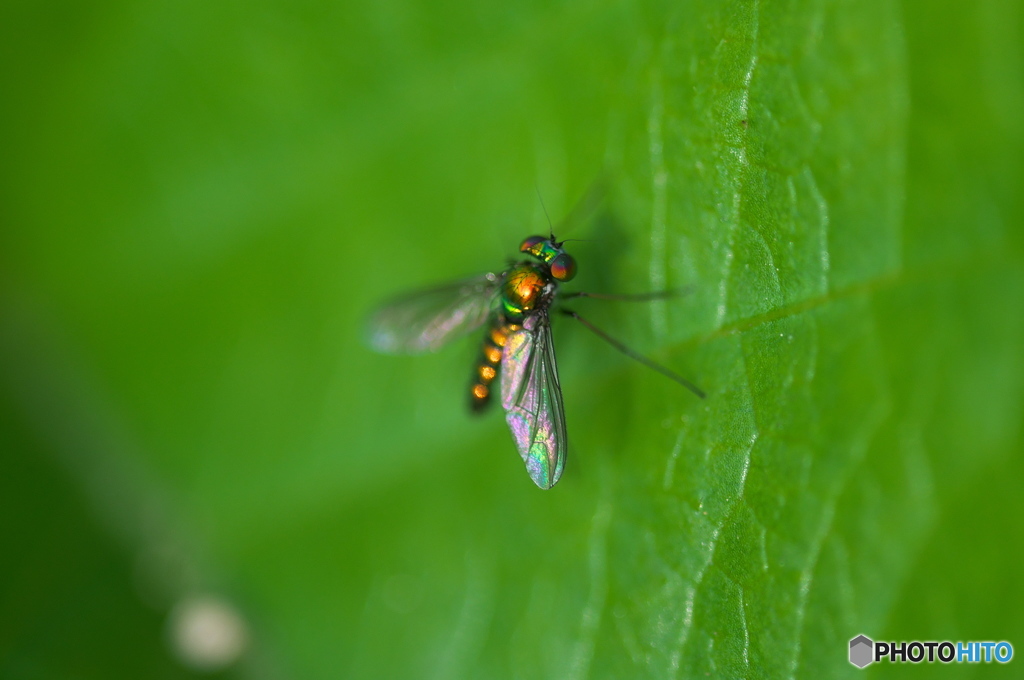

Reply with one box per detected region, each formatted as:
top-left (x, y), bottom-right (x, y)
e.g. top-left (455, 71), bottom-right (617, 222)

top-left (367, 233), bottom-right (704, 489)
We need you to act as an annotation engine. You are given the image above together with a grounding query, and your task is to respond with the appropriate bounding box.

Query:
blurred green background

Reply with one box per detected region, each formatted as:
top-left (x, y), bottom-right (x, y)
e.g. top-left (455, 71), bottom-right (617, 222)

top-left (2, 0), bottom-right (1022, 678)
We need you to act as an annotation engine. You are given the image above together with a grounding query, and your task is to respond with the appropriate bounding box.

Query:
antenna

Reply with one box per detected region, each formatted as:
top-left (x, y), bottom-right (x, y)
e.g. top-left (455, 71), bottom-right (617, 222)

top-left (534, 185), bottom-right (555, 239)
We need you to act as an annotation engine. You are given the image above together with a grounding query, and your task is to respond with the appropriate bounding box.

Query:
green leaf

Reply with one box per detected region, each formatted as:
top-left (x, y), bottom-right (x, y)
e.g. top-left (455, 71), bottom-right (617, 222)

top-left (2, 0), bottom-right (1022, 678)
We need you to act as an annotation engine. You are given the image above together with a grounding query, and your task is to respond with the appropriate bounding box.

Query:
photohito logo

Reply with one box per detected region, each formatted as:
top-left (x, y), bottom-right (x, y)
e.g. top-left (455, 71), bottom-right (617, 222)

top-left (849, 635), bottom-right (1013, 668)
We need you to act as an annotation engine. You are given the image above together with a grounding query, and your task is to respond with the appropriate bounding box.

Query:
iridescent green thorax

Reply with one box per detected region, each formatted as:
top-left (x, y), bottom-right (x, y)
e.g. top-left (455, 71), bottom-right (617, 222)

top-left (501, 263), bottom-right (548, 322)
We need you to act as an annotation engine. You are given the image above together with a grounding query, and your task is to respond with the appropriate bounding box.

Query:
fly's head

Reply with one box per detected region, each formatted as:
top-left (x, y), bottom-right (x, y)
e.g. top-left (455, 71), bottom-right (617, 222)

top-left (519, 235), bottom-right (577, 283)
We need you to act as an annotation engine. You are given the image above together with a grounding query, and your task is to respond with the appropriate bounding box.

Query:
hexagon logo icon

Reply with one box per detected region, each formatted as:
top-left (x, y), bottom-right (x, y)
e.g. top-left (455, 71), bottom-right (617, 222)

top-left (849, 635), bottom-right (873, 668)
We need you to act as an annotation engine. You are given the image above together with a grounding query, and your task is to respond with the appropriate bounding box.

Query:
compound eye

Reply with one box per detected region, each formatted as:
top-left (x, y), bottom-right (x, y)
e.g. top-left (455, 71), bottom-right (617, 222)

top-left (549, 253), bottom-right (577, 281)
top-left (519, 235), bottom-right (546, 254)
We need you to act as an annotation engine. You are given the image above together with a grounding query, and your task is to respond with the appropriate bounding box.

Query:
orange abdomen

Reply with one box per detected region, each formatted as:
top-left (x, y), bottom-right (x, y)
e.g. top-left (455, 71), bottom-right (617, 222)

top-left (469, 318), bottom-right (517, 412)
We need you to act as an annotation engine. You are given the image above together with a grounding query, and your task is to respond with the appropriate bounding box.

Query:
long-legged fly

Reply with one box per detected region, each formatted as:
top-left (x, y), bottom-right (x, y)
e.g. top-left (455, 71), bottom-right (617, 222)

top-left (367, 233), bottom-right (704, 489)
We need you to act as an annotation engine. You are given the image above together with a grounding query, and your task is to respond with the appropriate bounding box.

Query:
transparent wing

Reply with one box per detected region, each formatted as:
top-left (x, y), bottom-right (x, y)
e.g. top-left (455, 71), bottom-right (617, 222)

top-left (500, 311), bottom-right (567, 489)
top-left (367, 273), bottom-right (500, 354)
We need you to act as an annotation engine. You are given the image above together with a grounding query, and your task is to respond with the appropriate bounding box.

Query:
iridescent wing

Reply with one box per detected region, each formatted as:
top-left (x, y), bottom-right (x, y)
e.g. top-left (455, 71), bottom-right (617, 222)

top-left (367, 273), bottom-right (501, 354)
top-left (500, 311), bottom-right (567, 489)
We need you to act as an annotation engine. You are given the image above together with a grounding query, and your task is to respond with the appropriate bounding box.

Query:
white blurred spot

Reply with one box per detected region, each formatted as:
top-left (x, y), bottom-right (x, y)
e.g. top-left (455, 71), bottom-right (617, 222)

top-left (169, 595), bottom-right (248, 671)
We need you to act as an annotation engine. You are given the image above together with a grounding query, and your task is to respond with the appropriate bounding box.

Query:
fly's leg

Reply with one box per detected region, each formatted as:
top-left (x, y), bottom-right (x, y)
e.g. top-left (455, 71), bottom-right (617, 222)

top-left (559, 307), bottom-right (705, 399)
top-left (560, 287), bottom-right (691, 302)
